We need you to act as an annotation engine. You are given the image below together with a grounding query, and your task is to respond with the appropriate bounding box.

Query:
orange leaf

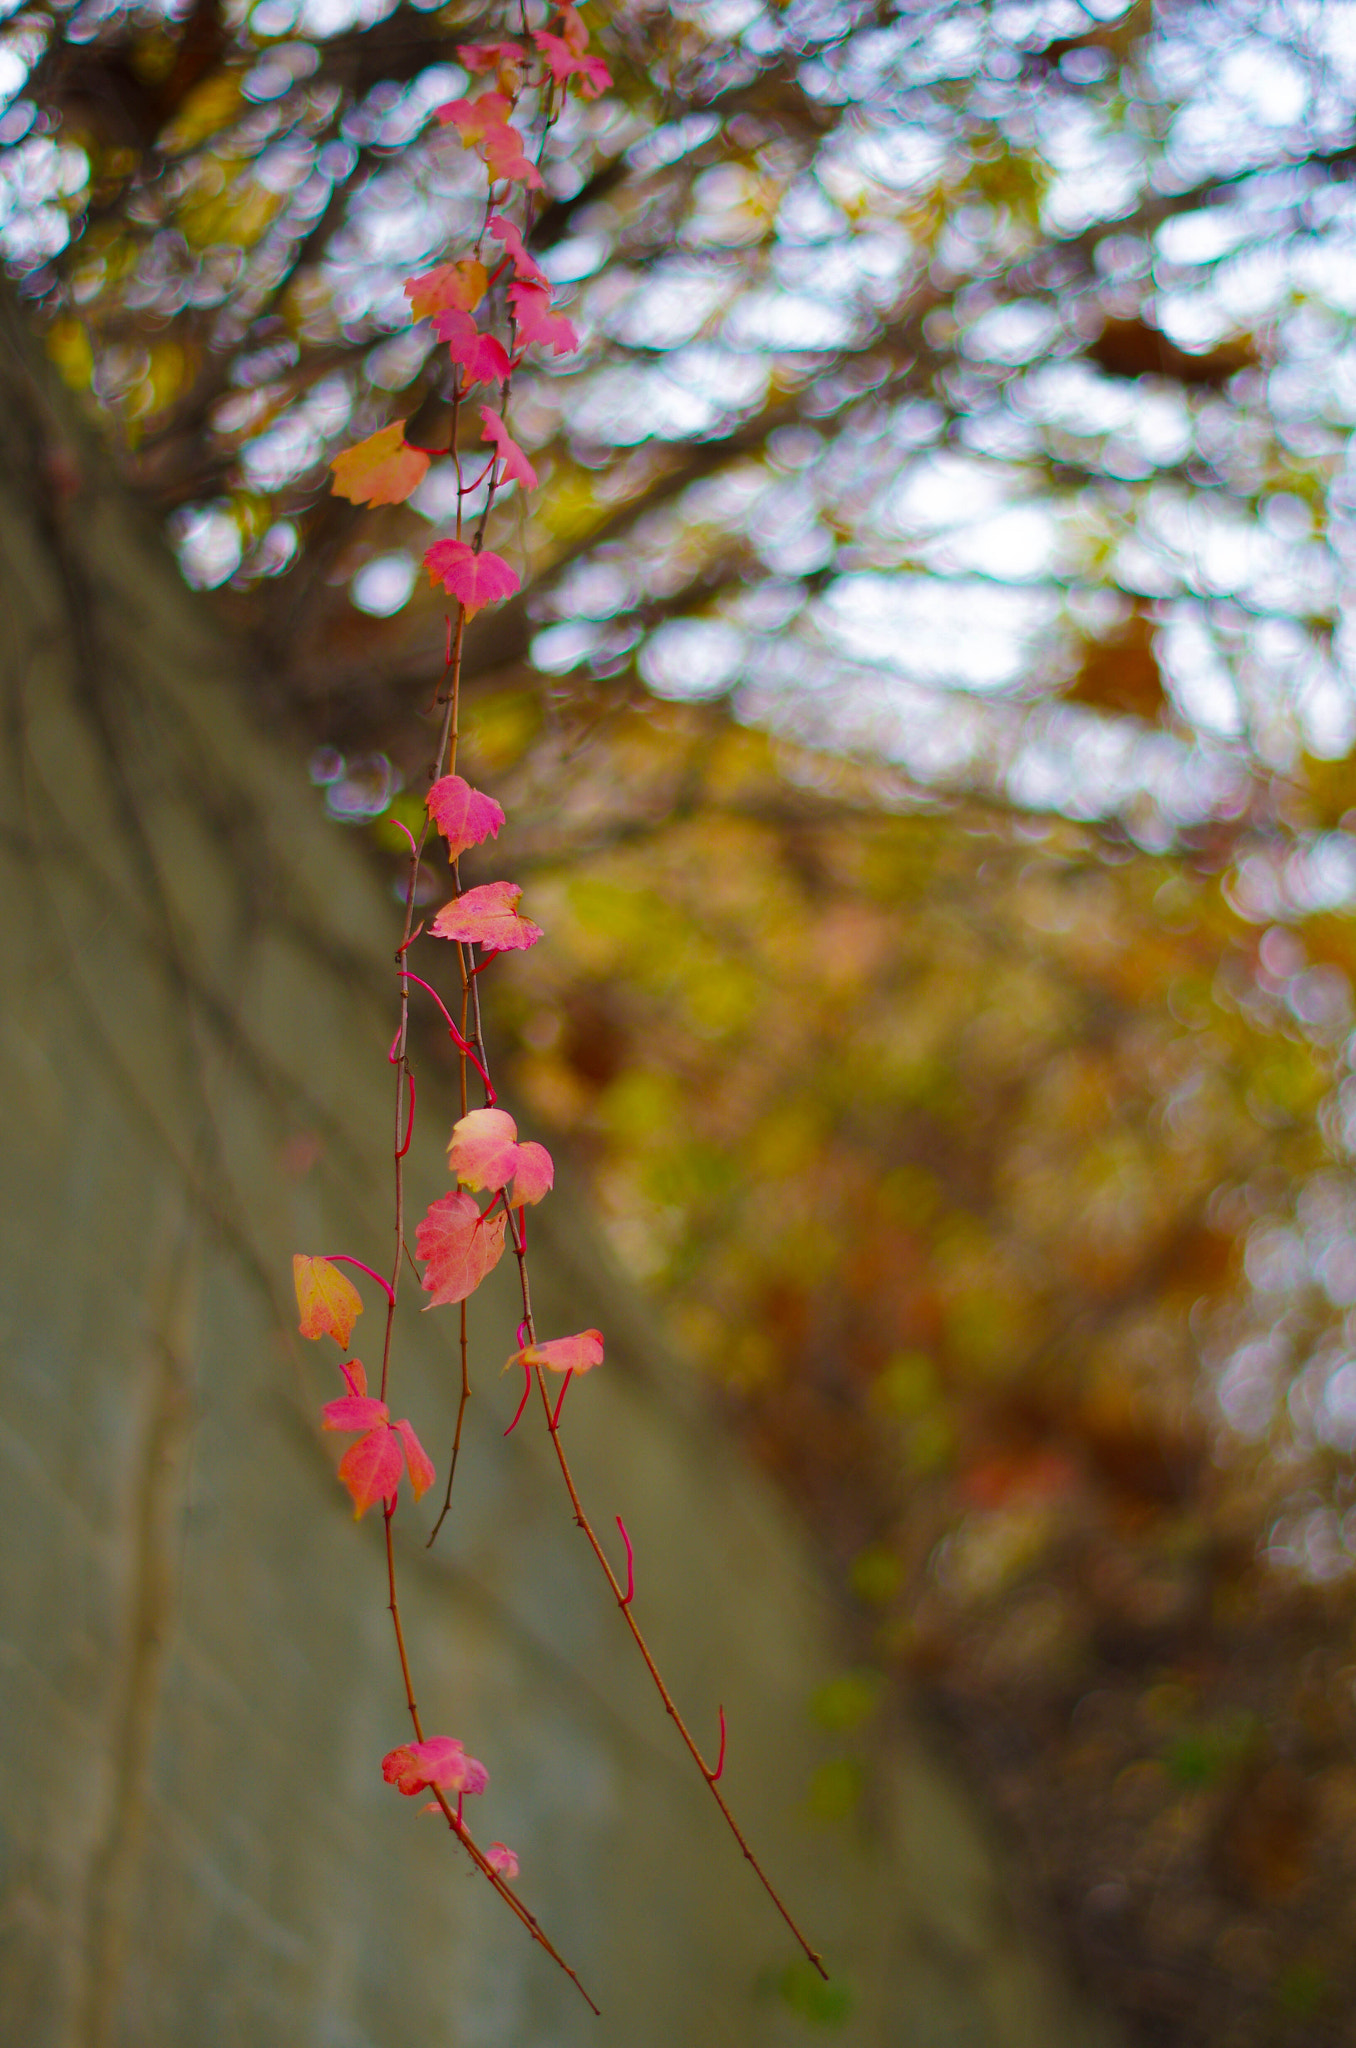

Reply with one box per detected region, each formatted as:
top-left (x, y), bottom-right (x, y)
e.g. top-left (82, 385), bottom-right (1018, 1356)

top-left (293, 1254), bottom-right (364, 1346)
top-left (330, 422), bottom-right (430, 508)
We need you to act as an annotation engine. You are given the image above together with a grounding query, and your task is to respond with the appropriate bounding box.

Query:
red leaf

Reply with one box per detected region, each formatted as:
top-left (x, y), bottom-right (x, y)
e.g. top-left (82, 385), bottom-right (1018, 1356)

top-left (426, 773), bottom-right (506, 858)
top-left (509, 1140), bottom-right (554, 1207)
top-left (337, 1425), bottom-right (404, 1517)
top-left (487, 1842), bottom-right (520, 1879)
top-left (339, 1358), bottom-right (368, 1397)
top-left (508, 280), bottom-right (578, 356)
top-left (404, 258), bottom-right (487, 320)
top-left (416, 1189), bottom-right (508, 1305)
top-left (531, 28), bottom-right (611, 96)
top-left (512, 1329), bottom-right (604, 1375)
top-left (429, 880), bottom-right (543, 952)
top-left (393, 1417), bottom-right (436, 1500)
top-left (557, 5), bottom-right (590, 56)
top-left (479, 406), bottom-right (538, 490)
top-left (293, 1253), bottom-right (364, 1346)
top-left (431, 312), bottom-right (513, 388)
top-left (329, 423), bottom-right (430, 508)
top-left (423, 540), bottom-right (519, 618)
top-left (448, 1106), bottom-right (520, 1192)
top-left (480, 122), bottom-right (543, 188)
top-left (383, 1736), bottom-right (488, 1796)
top-left (323, 1393), bottom-right (389, 1432)
top-left (436, 92), bottom-right (513, 143)
top-left (487, 212), bottom-right (548, 286)
top-left (456, 40), bottom-right (527, 89)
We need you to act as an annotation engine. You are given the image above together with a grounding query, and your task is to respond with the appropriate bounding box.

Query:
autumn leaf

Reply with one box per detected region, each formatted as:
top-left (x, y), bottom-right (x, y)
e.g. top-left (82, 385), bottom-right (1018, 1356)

top-left (487, 212), bottom-right (548, 286)
top-left (509, 281), bottom-right (578, 356)
top-left (330, 423), bottom-right (430, 508)
top-left (479, 406), bottom-right (538, 490)
top-left (448, 1106), bottom-right (521, 1191)
top-left (383, 1736), bottom-right (488, 1797)
top-left (426, 773), bottom-right (505, 859)
top-left (337, 1425), bottom-right (405, 1516)
top-left (436, 93), bottom-right (513, 144)
top-left (429, 880), bottom-right (544, 952)
top-left (322, 1388), bottom-right (389, 1432)
top-left (432, 311), bottom-right (513, 388)
top-left (293, 1253), bottom-right (364, 1346)
top-left (416, 1189), bottom-right (508, 1304)
top-left (423, 539), bottom-right (520, 617)
top-left (457, 40), bottom-right (528, 91)
top-left (531, 28), bottom-right (611, 96)
top-left (404, 258), bottom-right (488, 320)
top-left (510, 1141), bottom-right (554, 1207)
top-left (480, 122), bottom-right (543, 188)
top-left (393, 1417), bottom-right (436, 1499)
top-left (487, 1842), bottom-right (520, 1879)
top-left (509, 1329), bottom-right (604, 1375)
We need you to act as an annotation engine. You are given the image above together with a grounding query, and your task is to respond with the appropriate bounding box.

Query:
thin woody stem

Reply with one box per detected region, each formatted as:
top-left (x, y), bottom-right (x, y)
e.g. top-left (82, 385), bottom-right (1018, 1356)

top-left (531, 1372), bottom-right (826, 1979)
top-left (383, 1507), bottom-right (597, 2011)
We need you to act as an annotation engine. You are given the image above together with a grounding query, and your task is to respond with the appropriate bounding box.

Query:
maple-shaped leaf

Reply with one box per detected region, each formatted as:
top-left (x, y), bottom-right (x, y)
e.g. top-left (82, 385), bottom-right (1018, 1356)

top-left (393, 1417), bottom-right (435, 1500)
top-left (323, 1389), bottom-right (389, 1432)
top-left (448, 1106), bottom-right (521, 1192)
top-left (556, 4), bottom-right (590, 56)
top-left (383, 1736), bottom-right (488, 1797)
top-left (293, 1254), bottom-right (364, 1346)
top-left (480, 121), bottom-right (543, 188)
top-left (510, 1141), bottom-right (554, 1207)
top-left (416, 1189), bottom-right (508, 1305)
top-left (508, 281), bottom-right (578, 356)
top-left (436, 92), bottom-right (513, 144)
top-left (423, 539), bottom-right (520, 618)
top-left (337, 1425), bottom-right (405, 1516)
top-left (330, 423), bottom-right (430, 508)
top-left (479, 406), bottom-right (538, 490)
top-left (531, 28), bottom-right (611, 96)
top-left (487, 212), bottom-right (548, 286)
top-left (430, 881), bottom-right (544, 952)
top-left (487, 1842), bottom-right (520, 1879)
top-left (426, 773), bottom-right (505, 859)
top-left (510, 1329), bottom-right (604, 1375)
top-left (430, 310), bottom-right (512, 388)
top-left (456, 39), bottom-right (527, 90)
top-left (404, 258), bottom-right (488, 321)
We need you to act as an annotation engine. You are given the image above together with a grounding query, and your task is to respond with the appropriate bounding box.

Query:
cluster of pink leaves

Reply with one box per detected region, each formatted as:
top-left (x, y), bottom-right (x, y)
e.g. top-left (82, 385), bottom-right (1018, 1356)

top-left (328, 6), bottom-right (607, 620)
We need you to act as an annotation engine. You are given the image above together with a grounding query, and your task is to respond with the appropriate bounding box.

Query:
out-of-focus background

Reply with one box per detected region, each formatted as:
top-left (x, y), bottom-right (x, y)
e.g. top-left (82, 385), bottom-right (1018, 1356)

top-left (3, 0), bottom-right (1356, 2040)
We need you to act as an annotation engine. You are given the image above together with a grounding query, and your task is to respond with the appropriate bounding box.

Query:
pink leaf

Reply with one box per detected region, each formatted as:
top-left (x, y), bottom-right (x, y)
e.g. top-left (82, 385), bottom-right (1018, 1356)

top-left (337, 1426), bottom-right (404, 1517)
top-left (480, 122), bottom-right (543, 188)
top-left (456, 40), bottom-right (527, 88)
top-left (323, 1394), bottom-right (390, 1432)
top-left (426, 773), bottom-right (505, 859)
top-left (329, 422), bottom-right (430, 508)
top-left (293, 1253), bottom-right (364, 1346)
top-left (486, 1842), bottom-right (520, 1880)
top-left (509, 1140), bottom-right (554, 1207)
top-left (508, 281), bottom-right (578, 356)
top-left (382, 1736), bottom-right (488, 1797)
top-left (531, 28), bottom-right (611, 96)
top-left (512, 1329), bottom-right (604, 1375)
top-left (436, 92), bottom-right (513, 143)
top-left (339, 1358), bottom-right (368, 1398)
top-left (479, 406), bottom-right (538, 491)
top-left (432, 312), bottom-right (513, 388)
top-left (448, 1106), bottom-right (520, 1192)
top-left (416, 1189), bottom-right (509, 1305)
top-left (487, 212), bottom-right (548, 286)
top-left (556, 5), bottom-right (591, 56)
top-left (423, 540), bottom-right (520, 618)
top-left (393, 1417), bottom-right (436, 1500)
top-left (405, 258), bottom-right (488, 321)
top-left (430, 880), bottom-right (544, 952)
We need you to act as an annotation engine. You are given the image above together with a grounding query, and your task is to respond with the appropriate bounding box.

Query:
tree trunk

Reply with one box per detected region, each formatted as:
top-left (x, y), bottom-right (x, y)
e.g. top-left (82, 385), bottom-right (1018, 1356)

top-left (0, 290), bottom-right (1116, 2048)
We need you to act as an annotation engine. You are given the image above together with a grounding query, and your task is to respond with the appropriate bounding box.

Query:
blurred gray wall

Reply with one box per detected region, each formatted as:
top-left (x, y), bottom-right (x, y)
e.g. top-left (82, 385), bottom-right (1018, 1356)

top-left (0, 293), bottom-right (1117, 2048)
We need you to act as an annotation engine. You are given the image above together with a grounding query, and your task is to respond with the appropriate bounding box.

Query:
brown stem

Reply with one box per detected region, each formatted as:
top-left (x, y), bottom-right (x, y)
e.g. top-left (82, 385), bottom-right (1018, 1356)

top-left (531, 1370), bottom-right (827, 1980)
top-left (383, 1508), bottom-right (597, 2011)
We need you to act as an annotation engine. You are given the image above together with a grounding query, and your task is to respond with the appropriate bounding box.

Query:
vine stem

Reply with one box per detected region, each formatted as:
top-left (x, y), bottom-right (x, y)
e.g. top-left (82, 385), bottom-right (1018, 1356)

top-left (382, 1507), bottom-right (599, 2012)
